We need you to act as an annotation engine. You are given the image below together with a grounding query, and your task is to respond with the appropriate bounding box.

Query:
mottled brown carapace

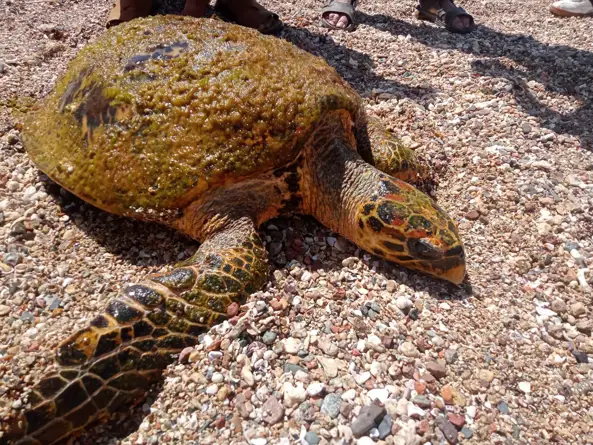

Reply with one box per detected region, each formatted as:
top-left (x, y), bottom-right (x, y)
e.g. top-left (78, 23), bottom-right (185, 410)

top-left (4, 16), bottom-right (465, 445)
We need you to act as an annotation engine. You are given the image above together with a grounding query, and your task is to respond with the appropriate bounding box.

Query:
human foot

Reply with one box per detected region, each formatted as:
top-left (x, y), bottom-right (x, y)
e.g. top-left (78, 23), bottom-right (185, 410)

top-left (320, 0), bottom-right (356, 30)
top-left (416, 0), bottom-right (475, 33)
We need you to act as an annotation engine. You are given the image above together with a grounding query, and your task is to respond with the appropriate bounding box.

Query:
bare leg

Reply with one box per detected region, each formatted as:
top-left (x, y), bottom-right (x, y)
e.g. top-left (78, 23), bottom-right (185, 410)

top-left (215, 0), bottom-right (283, 34)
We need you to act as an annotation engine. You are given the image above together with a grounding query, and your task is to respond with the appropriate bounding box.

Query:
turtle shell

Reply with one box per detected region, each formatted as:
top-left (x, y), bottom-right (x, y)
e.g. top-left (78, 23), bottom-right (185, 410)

top-left (23, 15), bottom-right (361, 221)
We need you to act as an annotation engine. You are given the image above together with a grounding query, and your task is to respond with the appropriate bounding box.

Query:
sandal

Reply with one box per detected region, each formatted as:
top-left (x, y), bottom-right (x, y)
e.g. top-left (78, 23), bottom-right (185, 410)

top-left (415, 2), bottom-right (475, 34)
top-left (214, 0), bottom-right (284, 35)
top-left (320, 0), bottom-right (357, 31)
top-left (106, 0), bottom-right (152, 28)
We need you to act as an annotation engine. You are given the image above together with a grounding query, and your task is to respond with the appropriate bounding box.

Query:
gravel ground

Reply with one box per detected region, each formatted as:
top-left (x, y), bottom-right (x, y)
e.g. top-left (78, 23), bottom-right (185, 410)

top-left (1, 0), bottom-right (593, 444)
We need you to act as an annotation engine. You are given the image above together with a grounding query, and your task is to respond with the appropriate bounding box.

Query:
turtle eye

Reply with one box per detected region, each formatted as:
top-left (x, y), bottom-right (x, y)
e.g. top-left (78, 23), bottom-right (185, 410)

top-left (407, 238), bottom-right (444, 260)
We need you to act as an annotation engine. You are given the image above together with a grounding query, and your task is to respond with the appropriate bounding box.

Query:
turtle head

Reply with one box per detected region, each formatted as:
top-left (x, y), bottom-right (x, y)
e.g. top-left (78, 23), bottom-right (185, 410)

top-left (354, 176), bottom-right (466, 284)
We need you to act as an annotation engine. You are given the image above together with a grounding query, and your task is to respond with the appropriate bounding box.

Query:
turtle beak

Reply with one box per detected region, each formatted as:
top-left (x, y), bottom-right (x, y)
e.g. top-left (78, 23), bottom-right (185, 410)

top-left (441, 258), bottom-right (466, 285)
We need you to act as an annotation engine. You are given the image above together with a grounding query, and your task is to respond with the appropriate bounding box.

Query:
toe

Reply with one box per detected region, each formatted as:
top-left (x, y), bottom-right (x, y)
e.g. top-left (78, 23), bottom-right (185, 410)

top-left (337, 14), bottom-right (350, 28)
top-left (325, 12), bottom-right (339, 25)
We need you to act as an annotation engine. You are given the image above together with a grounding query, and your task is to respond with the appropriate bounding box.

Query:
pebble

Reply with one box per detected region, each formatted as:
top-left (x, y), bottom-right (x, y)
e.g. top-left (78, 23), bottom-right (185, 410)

top-left (465, 210), bottom-right (480, 220)
top-left (377, 414), bottom-right (392, 439)
top-left (342, 389), bottom-right (356, 400)
top-left (262, 396), bottom-right (284, 425)
top-left (425, 361), bottom-right (447, 379)
top-left (0, 305), bottom-right (10, 316)
top-left (412, 395), bottom-right (431, 409)
top-left (447, 413), bottom-right (465, 429)
top-left (211, 372), bottom-right (224, 383)
top-left (461, 427), bottom-right (473, 439)
top-left (318, 337), bottom-right (339, 356)
top-left (355, 371), bottom-right (372, 385)
top-left (205, 384), bottom-right (218, 395)
top-left (367, 388), bottom-right (389, 404)
top-left (356, 437), bottom-right (375, 445)
top-left (497, 401), bottom-right (510, 414)
top-left (317, 356), bottom-right (338, 378)
top-left (284, 337), bottom-right (302, 354)
top-left (262, 331), bottom-right (277, 344)
top-left (444, 348), bottom-right (459, 364)
top-left (304, 431), bottom-right (320, 445)
top-left (398, 342), bottom-right (420, 358)
top-left (435, 416), bottom-right (458, 444)
top-left (320, 393), bottom-right (341, 419)
top-left (570, 302), bottom-right (586, 317)
top-left (476, 369), bottom-right (494, 388)
top-left (241, 367), bottom-right (255, 387)
top-left (551, 299), bottom-right (567, 314)
top-left (441, 384), bottom-right (466, 406)
top-left (283, 382), bottom-right (307, 407)
top-left (407, 403), bottom-right (426, 418)
top-left (518, 381), bottom-right (531, 394)
top-left (351, 404), bottom-right (386, 437)
top-left (395, 296), bottom-right (413, 313)
top-left (307, 382), bottom-right (326, 397)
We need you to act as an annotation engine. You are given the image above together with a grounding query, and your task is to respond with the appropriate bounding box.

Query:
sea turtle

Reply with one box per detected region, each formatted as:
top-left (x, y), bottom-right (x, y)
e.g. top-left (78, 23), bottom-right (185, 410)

top-left (1, 15), bottom-right (465, 444)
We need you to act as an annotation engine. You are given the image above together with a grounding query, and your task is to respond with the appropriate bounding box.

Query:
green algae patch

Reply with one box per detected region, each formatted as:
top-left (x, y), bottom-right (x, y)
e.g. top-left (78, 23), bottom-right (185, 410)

top-left (23, 16), bottom-right (362, 220)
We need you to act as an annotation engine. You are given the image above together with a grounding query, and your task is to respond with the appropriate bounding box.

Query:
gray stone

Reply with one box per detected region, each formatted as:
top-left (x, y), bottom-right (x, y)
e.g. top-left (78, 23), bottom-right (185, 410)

top-left (262, 331), bottom-right (277, 344)
top-left (351, 404), bottom-right (386, 438)
top-left (304, 431), bottom-right (320, 445)
top-left (497, 401), bottom-right (509, 414)
top-left (436, 416), bottom-right (458, 444)
top-left (321, 393), bottom-right (341, 419)
top-left (461, 427), bottom-right (473, 439)
top-left (444, 348), bottom-right (459, 364)
top-left (412, 395), bottom-right (431, 409)
top-left (284, 363), bottom-right (307, 375)
top-left (377, 414), bottom-right (392, 439)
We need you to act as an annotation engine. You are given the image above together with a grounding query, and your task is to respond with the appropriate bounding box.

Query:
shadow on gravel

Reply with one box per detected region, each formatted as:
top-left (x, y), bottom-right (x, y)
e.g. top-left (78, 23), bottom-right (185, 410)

top-left (358, 12), bottom-right (593, 151)
top-left (279, 24), bottom-right (438, 104)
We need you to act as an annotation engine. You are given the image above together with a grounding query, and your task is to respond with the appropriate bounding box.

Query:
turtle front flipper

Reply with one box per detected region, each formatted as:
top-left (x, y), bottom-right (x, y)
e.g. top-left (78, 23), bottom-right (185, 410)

top-left (2, 218), bottom-right (267, 445)
top-left (357, 115), bottom-right (431, 186)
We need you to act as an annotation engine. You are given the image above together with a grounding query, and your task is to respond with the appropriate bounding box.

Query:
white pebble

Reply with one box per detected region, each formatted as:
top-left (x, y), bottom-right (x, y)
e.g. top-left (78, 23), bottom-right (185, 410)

top-left (367, 388), bottom-right (389, 404)
top-left (284, 337), bottom-right (302, 354)
top-left (518, 381), bottom-right (531, 394)
top-left (307, 382), bottom-right (325, 397)
top-left (211, 372), bottom-right (224, 383)
top-left (206, 384), bottom-right (218, 395)
top-left (341, 389), bottom-right (356, 400)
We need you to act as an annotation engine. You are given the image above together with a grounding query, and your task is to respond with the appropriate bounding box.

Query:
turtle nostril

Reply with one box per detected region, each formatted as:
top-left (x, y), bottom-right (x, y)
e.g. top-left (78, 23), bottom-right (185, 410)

top-left (408, 238), bottom-right (444, 260)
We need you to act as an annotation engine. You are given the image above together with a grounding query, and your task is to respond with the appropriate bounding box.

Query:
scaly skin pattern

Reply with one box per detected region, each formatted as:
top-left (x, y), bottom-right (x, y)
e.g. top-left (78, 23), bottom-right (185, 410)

top-left (1, 218), bottom-right (267, 445)
top-left (301, 111), bottom-right (465, 284)
top-left (4, 16), bottom-right (466, 445)
top-left (356, 115), bottom-right (431, 186)
top-left (22, 15), bottom-right (361, 222)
